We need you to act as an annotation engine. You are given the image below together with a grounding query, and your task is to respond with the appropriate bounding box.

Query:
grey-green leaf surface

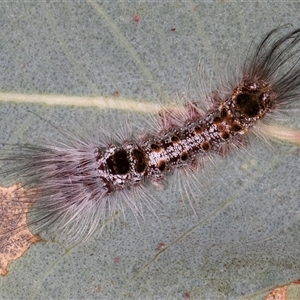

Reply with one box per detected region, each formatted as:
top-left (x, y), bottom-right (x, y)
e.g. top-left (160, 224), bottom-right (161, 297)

top-left (0, 2), bottom-right (300, 300)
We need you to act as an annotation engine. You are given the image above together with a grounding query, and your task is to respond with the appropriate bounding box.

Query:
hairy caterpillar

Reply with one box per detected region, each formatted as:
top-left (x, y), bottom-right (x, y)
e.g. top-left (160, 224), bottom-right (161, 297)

top-left (1, 26), bottom-right (300, 250)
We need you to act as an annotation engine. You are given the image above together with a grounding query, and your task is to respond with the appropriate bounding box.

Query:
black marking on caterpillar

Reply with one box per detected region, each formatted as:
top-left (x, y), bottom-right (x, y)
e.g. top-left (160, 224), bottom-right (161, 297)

top-left (1, 26), bottom-right (300, 247)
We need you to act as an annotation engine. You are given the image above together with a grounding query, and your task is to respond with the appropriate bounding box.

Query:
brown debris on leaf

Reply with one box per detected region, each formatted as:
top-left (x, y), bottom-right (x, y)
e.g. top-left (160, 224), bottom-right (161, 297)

top-left (264, 280), bottom-right (300, 300)
top-left (265, 286), bottom-right (287, 300)
top-left (0, 184), bottom-right (40, 276)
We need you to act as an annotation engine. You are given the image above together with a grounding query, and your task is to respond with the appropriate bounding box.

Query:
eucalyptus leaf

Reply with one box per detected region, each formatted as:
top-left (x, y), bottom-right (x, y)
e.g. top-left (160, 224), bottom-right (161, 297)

top-left (0, 2), bottom-right (299, 300)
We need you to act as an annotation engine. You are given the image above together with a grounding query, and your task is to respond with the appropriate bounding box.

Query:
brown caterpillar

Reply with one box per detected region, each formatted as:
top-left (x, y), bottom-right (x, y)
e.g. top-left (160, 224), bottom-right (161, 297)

top-left (1, 26), bottom-right (300, 247)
